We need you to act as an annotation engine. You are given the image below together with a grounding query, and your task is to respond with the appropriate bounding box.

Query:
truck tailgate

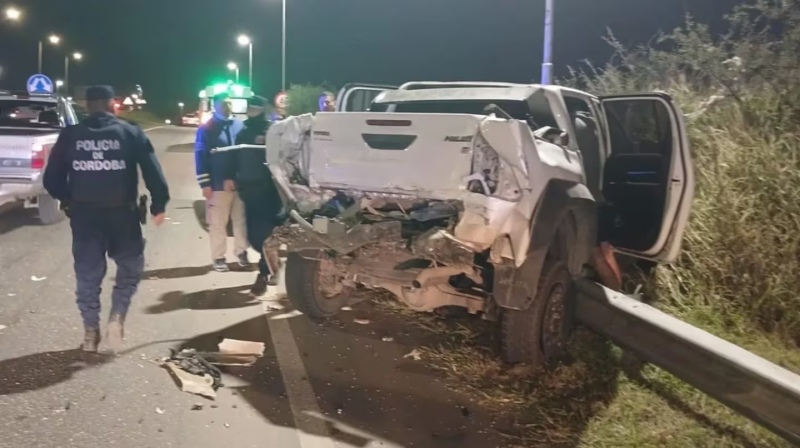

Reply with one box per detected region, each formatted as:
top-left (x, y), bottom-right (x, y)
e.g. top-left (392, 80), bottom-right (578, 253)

top-left (308, 112), bottom-right (483, 197)
top-left (0, 131), bottom-right (58, 181)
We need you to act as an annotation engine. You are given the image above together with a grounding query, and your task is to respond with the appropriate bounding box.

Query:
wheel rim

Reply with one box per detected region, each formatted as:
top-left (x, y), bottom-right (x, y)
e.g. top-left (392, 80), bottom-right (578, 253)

top-left (541, 281), bottom-right (568, 359)
top-left (317, 257), bottom-right (344, 298)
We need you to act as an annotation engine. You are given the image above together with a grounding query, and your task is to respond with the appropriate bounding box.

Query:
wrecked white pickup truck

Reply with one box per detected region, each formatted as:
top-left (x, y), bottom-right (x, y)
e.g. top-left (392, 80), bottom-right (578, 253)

top-left (265, 81), bottom-right (695, 366)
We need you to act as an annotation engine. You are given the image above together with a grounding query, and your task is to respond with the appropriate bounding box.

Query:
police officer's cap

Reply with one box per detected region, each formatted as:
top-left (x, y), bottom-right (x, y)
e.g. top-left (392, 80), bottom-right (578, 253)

top-left (249, 95), bottom-right (267, 108)
top-left (86, 85), bottom-right (115, 101)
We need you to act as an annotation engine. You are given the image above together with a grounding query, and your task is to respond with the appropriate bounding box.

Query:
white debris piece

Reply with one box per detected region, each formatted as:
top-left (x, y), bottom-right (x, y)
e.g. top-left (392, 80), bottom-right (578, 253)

top-left (155, 407), bottom-right (165, 414)
top-left (30, 276), bottom-right (46, 282)
top-left (403, 349), bottom-right (422, 361)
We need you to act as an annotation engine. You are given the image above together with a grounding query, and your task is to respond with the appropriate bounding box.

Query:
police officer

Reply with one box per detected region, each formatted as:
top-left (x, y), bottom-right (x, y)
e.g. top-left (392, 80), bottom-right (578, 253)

top-left (229, 95), bottom-right (284, 296)
top-left (43, 85), bottom-right (170, 353)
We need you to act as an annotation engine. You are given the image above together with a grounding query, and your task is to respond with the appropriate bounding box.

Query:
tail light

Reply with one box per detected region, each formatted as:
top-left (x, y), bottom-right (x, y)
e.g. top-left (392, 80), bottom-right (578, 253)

top-left (466, 132), bottom-right (521, 201)
top-left (31, 143), bottom-right (53, 170)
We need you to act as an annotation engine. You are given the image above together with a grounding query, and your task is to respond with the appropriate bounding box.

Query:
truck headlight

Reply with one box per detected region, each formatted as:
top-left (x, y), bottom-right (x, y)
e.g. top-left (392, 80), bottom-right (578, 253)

top-left (467, 132), bottom-right (521, 201)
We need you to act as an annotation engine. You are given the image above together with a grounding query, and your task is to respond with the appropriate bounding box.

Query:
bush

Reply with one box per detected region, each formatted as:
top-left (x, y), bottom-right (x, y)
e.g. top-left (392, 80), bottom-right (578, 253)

top-left (285, 83), bottom-right (336, 116)
top-left (565, 0), bottom-right (800, 344)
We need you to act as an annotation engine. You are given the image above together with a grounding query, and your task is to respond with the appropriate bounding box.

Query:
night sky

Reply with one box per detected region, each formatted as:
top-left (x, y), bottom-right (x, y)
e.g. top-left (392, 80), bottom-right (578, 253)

top-left (0, 0), bottom-right (741, 115)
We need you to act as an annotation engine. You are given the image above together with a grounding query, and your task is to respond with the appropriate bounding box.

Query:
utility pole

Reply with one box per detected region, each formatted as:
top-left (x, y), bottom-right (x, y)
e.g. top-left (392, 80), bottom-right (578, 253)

top-left (541, 0), bottom-right (554, 85)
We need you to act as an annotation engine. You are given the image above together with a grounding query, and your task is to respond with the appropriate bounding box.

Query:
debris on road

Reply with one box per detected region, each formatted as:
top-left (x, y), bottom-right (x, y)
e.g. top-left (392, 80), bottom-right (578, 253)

top-left (30, 275), bottom-right (46, 282)
top-left (381, 336), bottom-right (394, 342)
top-left (0, 325), bottom-right (6, 331)
top-left (207, 338), bottom-right (265, 366)
top-left (404, 348), bottom-right (422, 361)
top-left (191, 404), bottom-right (203, 411)
top-left (156, 407), bottom-right (165, 415)
top-left (354, 318), bottom-right (371, 325)
top-left (158, 349), bottom-right (223, 399)
top-left (157, 340), bottom-right (264, 398)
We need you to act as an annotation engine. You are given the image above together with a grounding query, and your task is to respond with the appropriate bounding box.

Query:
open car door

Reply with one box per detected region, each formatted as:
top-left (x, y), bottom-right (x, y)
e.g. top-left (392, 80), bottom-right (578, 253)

top-left (598, 93), bottom-right (696, 264)
top-left (336, 83), bottom-right (397, 112)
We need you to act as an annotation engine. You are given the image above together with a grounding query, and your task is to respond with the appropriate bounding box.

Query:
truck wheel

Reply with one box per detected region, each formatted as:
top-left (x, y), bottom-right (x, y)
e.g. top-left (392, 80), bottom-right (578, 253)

top-left (37, 194), bottom-right (64, 225)
top-left (500, 260), bottom-right (574, 367)
top-left (285, 251), bottom-right (349, 320)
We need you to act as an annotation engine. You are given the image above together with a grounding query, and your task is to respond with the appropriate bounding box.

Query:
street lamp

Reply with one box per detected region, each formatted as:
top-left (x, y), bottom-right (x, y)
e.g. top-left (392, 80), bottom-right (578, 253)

top-left (4, 6), bottom-right (21, 21)
top-left (236, 34), bottom-right (253, 87)
top-left (55, 80), bottom-right (64, 89)
top-left (541, 0), bottom-right (554, 84)
top-left (227, 62), bottom-right (240, 83)
top-left (64, 52), bottom-right (82, 95)
top-left (38, 34), bottom-right (60, 74)
top-left (178, 102), bottom-right (185, 115)
top-left (281, 0), bottom-right (286, 91)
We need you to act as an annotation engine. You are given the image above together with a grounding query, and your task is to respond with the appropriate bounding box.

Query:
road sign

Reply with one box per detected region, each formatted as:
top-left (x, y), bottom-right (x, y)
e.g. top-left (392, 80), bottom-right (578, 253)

top-left (26, 74), bottom-right (54, 95)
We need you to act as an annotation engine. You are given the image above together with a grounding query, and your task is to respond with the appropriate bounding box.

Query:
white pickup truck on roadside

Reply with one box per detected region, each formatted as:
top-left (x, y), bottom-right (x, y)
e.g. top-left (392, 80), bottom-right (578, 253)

top-left (0, 92), bottom-right (79, 224)
top-left (266, 81), bottom-right (696, 367)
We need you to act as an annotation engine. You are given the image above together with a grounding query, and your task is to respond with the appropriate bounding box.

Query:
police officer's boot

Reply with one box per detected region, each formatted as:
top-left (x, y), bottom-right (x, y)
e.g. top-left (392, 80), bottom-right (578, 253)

top-left (106, 314), bottom-right (125, 353)
top-left (250, 274), bottom-right (268, 297)
top-left (81, 327), bottom-right (101, 353)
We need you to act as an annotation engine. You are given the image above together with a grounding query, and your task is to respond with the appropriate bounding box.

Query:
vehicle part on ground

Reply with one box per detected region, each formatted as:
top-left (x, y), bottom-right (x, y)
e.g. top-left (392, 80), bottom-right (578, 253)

top-left (575, 280), bottom-right (800, 446)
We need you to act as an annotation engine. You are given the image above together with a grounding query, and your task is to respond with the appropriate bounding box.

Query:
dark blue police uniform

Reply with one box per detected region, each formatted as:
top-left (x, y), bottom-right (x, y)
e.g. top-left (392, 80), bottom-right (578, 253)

top-left (230, 95), bottom-right (284, 295)
top-left (43, 85), bottom-right (170, 350)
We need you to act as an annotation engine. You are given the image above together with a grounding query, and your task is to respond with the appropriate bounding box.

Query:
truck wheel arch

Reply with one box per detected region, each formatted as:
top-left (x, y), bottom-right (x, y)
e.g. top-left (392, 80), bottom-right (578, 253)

top-left (492, 179), bottom-right (597, 311)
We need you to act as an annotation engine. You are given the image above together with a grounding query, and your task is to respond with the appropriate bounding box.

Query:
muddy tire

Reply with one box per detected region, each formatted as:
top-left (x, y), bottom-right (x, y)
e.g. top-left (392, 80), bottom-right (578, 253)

top-left (285, 251), bottom-right (349, 320)
top-left (500, 261), bottom-right (574, 367)
top-left (37, 194), bottom-right (64, 225)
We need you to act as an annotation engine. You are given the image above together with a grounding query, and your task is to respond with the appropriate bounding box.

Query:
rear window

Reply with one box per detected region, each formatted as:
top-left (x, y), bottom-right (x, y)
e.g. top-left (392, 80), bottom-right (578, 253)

top-left (371, 99), bottom-right (559, 129)
top-left (0, 99), bottom-right (63, 129)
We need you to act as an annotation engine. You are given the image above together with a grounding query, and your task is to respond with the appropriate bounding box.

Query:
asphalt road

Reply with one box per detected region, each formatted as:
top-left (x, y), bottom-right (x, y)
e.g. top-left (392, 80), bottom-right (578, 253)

top-left (0, 126), bottom-right (506, 448)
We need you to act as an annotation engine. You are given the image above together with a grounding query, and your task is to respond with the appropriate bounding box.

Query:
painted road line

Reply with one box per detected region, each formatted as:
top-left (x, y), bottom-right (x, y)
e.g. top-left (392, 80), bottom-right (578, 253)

top-left (264, 267), bottom-right (338, 448)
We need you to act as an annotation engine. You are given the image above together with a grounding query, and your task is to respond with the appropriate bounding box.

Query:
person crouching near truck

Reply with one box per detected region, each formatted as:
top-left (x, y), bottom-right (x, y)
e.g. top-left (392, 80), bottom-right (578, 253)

top-left (194, 92), bottom-right (251, 272)
top-left (228, 95), bottom-right (285, 296)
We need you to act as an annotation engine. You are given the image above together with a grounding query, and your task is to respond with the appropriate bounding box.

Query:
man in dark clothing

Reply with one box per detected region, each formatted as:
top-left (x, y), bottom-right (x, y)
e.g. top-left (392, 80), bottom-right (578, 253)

top-left (43, 85), bottom-right (170, 353)
top-left (195, 92), bottom-right (249, 272)
top-left (229, 95), bottom-right (284, 296)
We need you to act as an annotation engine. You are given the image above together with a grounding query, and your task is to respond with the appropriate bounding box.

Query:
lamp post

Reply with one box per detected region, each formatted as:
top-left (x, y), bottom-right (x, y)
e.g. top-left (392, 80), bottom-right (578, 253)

top-left (178, 102), bottom-right (184, 115)
top-left (55, 79), bottom-right (64, 93)
top-left (237, 35), bottom-right (252, 87)
top-left (227, 62), bottom-right (240, 83)
top-left (38, 34), bottom-right (60, 75)
top-left (64, 52), bottom-right (82, 95)
top-left (541, 0), bottom-right (554, 85)
top-left (281, 0), bottom-right (286, 91)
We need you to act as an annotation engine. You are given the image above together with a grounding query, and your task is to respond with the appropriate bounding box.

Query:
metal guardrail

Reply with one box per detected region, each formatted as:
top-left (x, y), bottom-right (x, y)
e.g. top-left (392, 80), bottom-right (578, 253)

top-left (574, 279), bottom-right (800, 446)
